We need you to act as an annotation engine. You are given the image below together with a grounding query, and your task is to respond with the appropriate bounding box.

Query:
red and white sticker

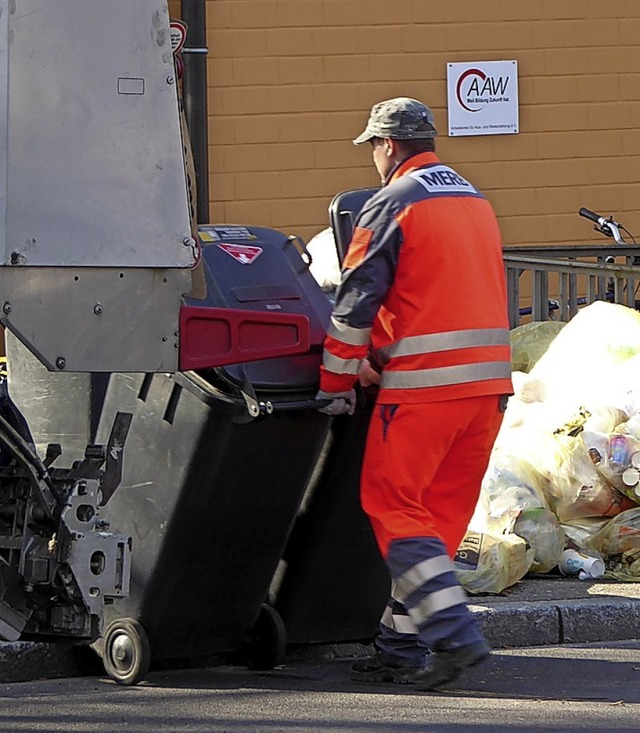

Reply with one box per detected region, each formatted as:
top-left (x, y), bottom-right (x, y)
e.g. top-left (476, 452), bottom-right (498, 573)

top-left (170, 20), bottom-right (188, 55)
top-left (216, 243), bottom-right (263, 265)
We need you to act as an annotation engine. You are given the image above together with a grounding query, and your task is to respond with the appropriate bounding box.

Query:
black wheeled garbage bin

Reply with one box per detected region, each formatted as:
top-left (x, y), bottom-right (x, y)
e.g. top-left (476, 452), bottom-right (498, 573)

top-left (91, 224), bottom-right (334, 683)
top-left (95, 368), bottom-right (331, 682)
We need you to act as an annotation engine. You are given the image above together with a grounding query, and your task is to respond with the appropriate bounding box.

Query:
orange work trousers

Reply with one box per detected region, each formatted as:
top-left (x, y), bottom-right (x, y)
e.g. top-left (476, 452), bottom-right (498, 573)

top-left (360, 395), bottom-right (504, 559)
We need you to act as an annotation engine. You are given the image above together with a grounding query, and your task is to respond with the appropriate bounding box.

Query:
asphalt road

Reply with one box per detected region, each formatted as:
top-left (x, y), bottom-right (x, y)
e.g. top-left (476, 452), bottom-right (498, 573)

top-left (1, 641), bottom-right (639, 733)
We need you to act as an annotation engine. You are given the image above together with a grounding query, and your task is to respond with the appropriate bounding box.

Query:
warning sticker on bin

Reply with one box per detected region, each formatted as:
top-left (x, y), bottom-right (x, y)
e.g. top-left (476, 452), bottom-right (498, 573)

top-left (199, 226), bottom-right (257, 242)
top-left (216, 243), bottom-right (263, 265)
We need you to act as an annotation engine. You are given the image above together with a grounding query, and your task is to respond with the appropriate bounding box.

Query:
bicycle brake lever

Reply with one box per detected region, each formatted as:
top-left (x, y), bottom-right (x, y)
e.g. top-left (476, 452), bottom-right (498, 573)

top-left (600, 218), bottom-right (625, 245)
top-left (597, 221), bottom-right (614, 238)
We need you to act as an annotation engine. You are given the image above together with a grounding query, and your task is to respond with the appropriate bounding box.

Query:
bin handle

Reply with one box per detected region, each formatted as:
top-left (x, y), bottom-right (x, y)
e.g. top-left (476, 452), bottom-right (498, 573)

top-left (175, 371), bottom-right (332, 417)
top-left (239, 397), bottom-right (332, 415)
top-left (286, 235), bottom-right (313, 271)
top-left (267, 397), bottom-right (331, 413)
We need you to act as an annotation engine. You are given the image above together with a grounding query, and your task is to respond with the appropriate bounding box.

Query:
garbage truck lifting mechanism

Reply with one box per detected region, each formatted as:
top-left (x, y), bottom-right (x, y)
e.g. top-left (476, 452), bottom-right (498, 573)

top-left (0, 0), bottom-right (330, 684)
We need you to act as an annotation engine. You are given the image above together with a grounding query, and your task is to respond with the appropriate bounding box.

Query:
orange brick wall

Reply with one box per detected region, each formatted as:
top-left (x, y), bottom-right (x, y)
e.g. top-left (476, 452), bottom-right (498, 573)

top-left (169, 0), bottom-right (640, 248)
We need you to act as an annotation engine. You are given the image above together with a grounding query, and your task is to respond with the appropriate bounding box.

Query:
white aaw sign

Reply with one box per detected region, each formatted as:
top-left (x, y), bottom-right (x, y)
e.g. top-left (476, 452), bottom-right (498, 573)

top-left (447, 60), bottom-right (519, 137)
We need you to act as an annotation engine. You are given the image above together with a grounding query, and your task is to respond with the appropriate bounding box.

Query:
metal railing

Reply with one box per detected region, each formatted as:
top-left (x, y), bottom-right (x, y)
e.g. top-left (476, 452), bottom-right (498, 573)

top-left (503, 245), bottom-right (640, 329)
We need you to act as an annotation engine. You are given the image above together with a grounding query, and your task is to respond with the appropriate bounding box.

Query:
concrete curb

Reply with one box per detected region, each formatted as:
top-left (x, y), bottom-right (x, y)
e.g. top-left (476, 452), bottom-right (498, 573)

top-left (2, 595), bottom-right (640, 682)
top-left (289, 597), bottom-right (640, 663)
top-left (471, 596), bottom-right (640, 648)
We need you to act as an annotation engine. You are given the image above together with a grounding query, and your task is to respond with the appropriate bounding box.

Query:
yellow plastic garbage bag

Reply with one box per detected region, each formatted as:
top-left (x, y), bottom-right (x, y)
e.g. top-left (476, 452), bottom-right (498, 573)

top-left (586, 506), bottom-right (640, 557)
top-left (562, 517), bottom-right (610, 552)
top-left (510, 320), bottom-right (565, 373)
top-left (584, 507), bottom-right (640, 580)
top-left (454, 530), bottom-right (534, 595)
top-left (480, 466), bottom-right (565, 573)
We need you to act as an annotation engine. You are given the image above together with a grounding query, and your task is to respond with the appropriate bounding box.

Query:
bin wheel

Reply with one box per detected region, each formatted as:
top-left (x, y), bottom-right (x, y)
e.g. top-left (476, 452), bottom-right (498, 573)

top-left (245, 604), bottom-right (287, 671)
top-left (102, 618), bottom-right (151, 686)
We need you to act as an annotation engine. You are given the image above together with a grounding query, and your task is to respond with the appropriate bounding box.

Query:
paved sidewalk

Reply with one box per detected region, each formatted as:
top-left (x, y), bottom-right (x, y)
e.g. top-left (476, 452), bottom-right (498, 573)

top-left (2, 575), bottom-right (640, 683)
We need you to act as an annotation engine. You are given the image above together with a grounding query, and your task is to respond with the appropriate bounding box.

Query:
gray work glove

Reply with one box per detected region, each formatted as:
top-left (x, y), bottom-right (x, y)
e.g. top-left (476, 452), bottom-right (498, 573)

top-left (315, 389), bottom-right (357, 416)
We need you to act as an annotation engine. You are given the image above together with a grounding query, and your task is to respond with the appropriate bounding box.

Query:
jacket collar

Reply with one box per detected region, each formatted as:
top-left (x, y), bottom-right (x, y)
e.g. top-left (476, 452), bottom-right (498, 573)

top-left (384, 152), bottom-right (440, 186)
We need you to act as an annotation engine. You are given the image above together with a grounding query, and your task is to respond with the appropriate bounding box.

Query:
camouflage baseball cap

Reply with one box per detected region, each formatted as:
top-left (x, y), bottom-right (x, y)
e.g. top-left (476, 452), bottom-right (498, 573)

top-left (353, 97), bottom-right (438, 145)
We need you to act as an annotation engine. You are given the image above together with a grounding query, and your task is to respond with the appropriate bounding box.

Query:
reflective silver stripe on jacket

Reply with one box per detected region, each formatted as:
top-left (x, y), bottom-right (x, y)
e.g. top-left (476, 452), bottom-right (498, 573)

top-left (380, 606), bottom-right (419, 635)
top-left (380, 361), bottom-right (512, 390)
top-left (391, 556), bottom-right (455, 604)
top-left (322, 350), bottom-right (361, 375)
top-left (406, 586), bottom-right (469, 628)
top-left (327, 317), bottom-right (372, 346)
top-left (379, 328), bottom-right (510, 360)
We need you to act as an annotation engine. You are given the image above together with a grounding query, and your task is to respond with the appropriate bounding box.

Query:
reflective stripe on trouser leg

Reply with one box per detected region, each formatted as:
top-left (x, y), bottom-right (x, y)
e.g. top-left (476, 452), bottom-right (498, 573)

top-left (376, 596), bottom-right (429, 668)
top-left (388, 536), bottom-right (485, 653)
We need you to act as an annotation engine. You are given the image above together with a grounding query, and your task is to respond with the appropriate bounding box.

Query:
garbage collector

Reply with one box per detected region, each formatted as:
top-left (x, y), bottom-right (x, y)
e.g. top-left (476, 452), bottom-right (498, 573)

top-left (316, 97), bottom-right (513, 690)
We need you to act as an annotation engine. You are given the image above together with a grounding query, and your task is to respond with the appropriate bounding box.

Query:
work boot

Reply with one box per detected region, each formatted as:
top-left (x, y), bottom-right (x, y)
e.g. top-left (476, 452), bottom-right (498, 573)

top-left (412, 640), bottom-right (491, 691)
top-left (351, 653), bottom-right (425, 684)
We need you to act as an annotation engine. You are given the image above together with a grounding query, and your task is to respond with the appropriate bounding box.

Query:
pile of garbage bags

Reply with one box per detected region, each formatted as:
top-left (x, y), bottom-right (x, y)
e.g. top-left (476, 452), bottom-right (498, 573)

top-left (455, 301), bottom-right (640, 593)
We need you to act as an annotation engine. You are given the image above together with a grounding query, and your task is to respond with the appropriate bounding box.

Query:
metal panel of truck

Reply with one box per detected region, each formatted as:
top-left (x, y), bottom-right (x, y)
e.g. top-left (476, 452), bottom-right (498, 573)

top-left (0, 0), bottom-right (196, 372)
top-left (4, 0), bottom-right (194, 268)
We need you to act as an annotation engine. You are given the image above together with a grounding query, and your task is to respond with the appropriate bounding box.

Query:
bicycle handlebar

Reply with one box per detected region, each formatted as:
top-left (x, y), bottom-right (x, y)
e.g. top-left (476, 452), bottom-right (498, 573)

top-left (578, 207), bottom-right (602, 225)
top-left (578, 207), bottom-right (626, 245)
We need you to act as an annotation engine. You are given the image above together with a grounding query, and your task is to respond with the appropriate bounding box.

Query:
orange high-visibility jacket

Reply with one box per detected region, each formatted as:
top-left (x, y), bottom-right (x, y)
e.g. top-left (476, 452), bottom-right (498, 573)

top-left (320, 152), bottom-right (513, 404)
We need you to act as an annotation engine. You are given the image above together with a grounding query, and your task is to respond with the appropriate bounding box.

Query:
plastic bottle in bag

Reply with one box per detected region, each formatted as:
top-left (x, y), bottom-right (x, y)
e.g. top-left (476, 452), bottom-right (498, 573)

top-left (608, 435), bottom-right (632, 469)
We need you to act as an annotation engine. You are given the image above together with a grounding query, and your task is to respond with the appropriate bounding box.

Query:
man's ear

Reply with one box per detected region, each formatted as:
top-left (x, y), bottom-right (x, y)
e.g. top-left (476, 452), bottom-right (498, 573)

top-left (383, 137), bottom-right (396, 157)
